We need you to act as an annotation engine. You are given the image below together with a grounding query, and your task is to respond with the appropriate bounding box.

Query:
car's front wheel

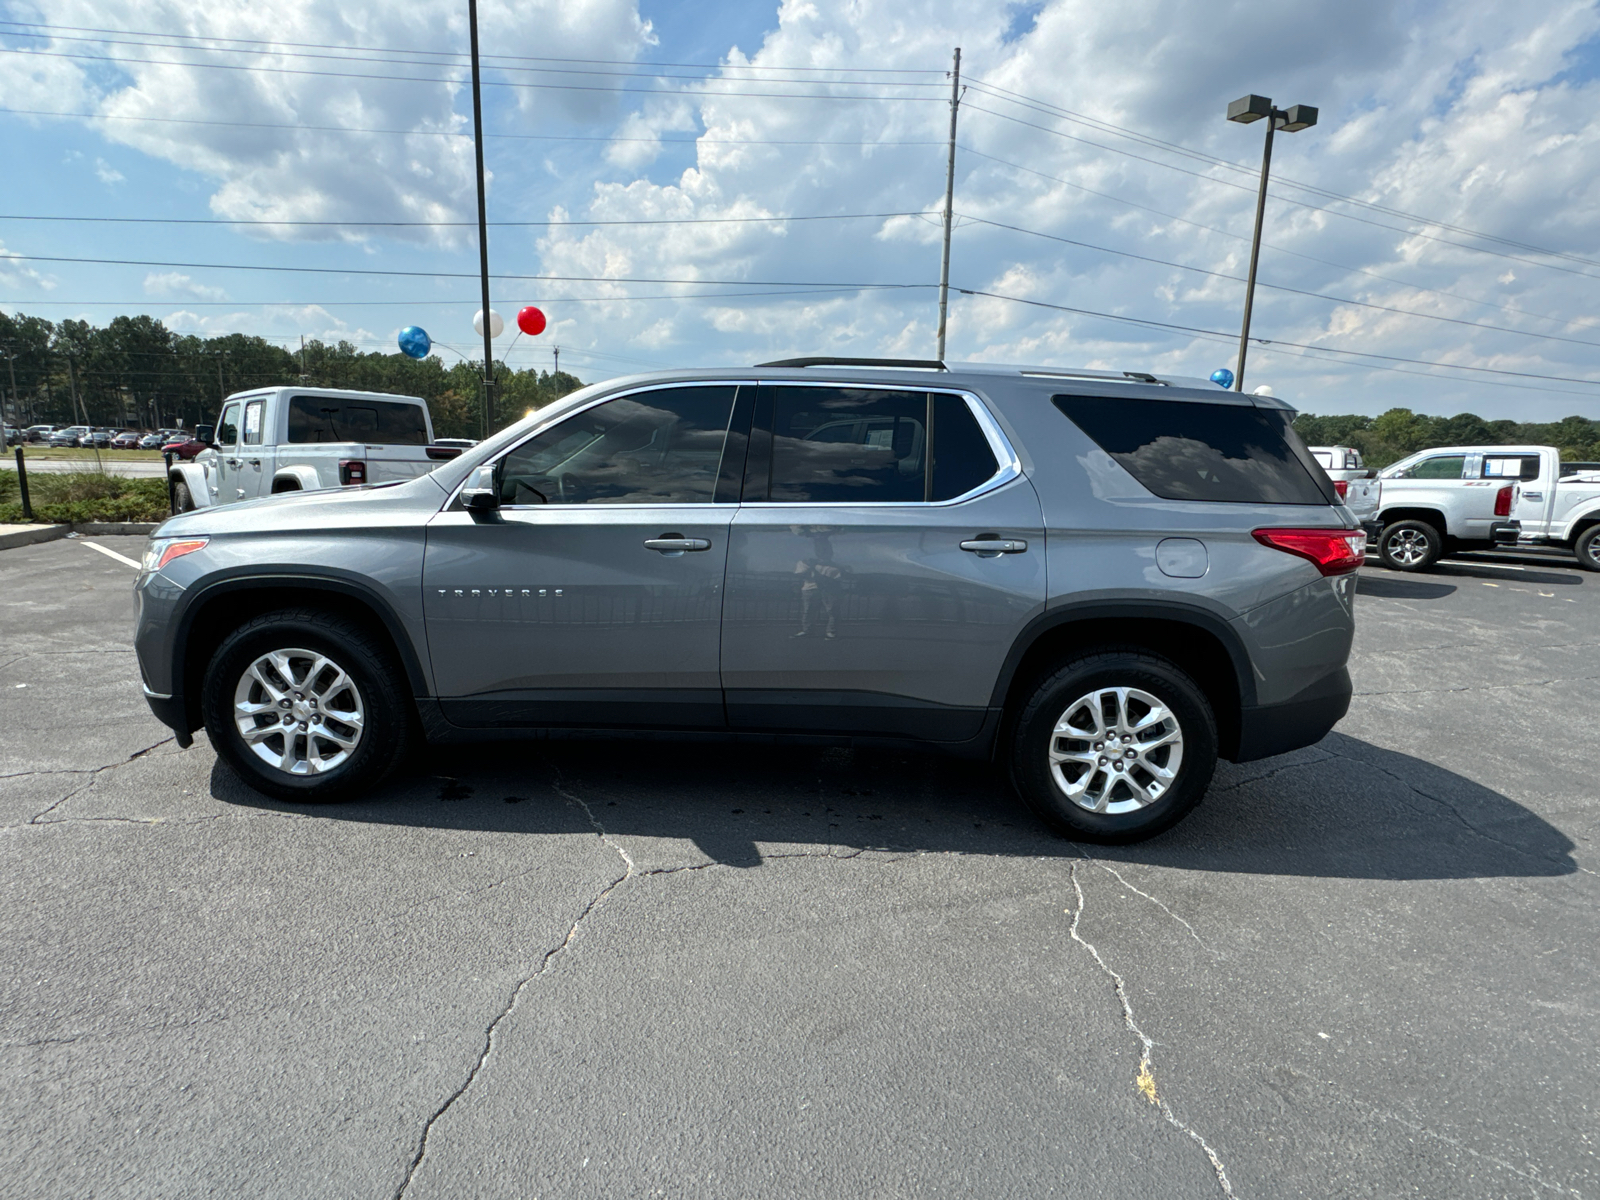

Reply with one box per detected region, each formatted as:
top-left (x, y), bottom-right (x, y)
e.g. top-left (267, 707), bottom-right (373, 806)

top-left (201, 609), bottom-right (409, 803)
top-left (1009, 649), bottom-right (1218, 843)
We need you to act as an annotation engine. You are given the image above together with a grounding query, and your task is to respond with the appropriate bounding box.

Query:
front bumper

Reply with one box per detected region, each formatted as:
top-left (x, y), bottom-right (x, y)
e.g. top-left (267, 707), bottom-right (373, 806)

top-left (142, 685), bottom-right (194, 748)
top-left (1232, 667), bottom-right (1352, 763)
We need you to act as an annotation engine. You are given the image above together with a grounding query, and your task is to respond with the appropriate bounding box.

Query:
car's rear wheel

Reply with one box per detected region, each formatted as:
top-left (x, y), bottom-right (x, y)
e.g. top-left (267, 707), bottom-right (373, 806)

top-left (201, 609), bottom-right (409, 803)
top-left (1575, 525), bottom-right (1600, 572)
top-left (1009, 649), bottom-right (1218, 843)
top-left (1378, 518), bottom-right (1442, 572)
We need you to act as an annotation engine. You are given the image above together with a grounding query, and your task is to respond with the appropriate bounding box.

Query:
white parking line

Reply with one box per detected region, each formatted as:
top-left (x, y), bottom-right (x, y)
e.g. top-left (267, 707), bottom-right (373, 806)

top-left (82, 540), bottom-right (141, 569)
top-left (1439, 559), bottom-right (1525, 570)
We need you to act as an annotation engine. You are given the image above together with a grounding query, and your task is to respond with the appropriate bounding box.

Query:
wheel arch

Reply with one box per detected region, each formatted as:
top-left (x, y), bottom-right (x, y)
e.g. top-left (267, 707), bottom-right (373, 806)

top-left (1377, 506), bottom-right (1447, 532)
top-left (990, 602), bottom-right (1252, 761)
top-left (271, 465), bottom-right (321, 494)
top-left (173, 573), bottom-right (428, 736)
top-left (168, 461), bottom-right (213, 508)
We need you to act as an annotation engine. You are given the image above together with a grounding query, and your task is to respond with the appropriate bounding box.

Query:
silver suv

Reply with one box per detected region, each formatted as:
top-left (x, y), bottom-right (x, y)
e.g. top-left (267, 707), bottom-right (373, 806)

top-left (134, 359), bottom-right (1361, 842)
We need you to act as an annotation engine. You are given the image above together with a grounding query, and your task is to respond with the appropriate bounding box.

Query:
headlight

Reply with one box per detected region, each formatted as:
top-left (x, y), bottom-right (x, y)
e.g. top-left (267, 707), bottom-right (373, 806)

top-left (141, 537), bottom-right (209, 574)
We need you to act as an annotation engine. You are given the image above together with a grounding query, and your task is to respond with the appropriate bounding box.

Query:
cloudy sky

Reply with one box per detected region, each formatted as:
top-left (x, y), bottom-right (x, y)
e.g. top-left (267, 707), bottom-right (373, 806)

top-left (2, 0), bottom-right (1599, 418)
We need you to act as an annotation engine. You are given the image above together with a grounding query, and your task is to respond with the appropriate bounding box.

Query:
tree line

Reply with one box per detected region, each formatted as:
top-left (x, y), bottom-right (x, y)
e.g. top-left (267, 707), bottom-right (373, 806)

top-left (1291, 408), bottom-right (1600, 468)
top-left (0, 311), bottom-right (583, 441)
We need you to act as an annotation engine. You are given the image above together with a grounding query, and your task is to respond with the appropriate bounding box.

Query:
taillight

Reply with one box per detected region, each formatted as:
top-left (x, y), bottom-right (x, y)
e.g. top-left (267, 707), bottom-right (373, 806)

top-left (339, 459), bottom-right (367, 486)
top-left (1253, 528), bottom-right (1366, 576)
top-left (1494, 485), bottom-right (1512, 517)
top-left (1333, 480), bottom-right (1349, 501)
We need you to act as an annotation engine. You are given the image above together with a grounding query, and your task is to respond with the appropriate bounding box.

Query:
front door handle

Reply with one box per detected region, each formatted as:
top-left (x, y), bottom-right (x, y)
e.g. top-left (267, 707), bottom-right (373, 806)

top-left (644, 537), bottom-right (712, 555)
top-left (960, 538), bottom-right (1028, 555)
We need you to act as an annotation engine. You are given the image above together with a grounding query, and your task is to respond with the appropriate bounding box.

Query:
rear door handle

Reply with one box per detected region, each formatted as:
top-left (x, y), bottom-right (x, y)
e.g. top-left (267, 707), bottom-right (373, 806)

top-left (644, 537), bottom-right (712, 554)
top-left (960, 538), bottom-right (1027, 554)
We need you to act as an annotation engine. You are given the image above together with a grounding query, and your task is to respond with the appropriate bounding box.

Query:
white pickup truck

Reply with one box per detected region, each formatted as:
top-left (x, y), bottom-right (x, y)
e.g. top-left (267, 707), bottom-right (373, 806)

top-left (168, 387), bottom-right (458, 511)
top-left (1359, 444), bottom-right (1559, 571)
top-left (1493, 463), bottom-right (1600, 571)
top-left (1308, 445), bottom-right (1380, 526)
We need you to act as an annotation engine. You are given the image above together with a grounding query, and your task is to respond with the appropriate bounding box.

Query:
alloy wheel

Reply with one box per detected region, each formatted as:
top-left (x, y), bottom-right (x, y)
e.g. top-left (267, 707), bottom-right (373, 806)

top-left (1047, 686), bottom-right (1185, 814)
top-left (1385, 528), bottom-right (1431, 566)
top-left (232, 647), bottom-right (365, 776)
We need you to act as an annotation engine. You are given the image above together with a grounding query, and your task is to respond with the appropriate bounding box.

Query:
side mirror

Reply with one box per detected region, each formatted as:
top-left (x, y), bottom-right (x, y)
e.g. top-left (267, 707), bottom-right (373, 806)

top-left (461, 464), bottom-right (500, 512)
top-left (195, 424), bottom-right (215, 445)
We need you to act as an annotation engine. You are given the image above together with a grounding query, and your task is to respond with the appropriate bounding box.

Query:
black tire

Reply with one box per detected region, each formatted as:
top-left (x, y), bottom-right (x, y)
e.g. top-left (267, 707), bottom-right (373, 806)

top-left (1575, 525), bottom-right (1600, 572)
top-left (172, 479), bottom-right (195, 513)
top-left (201, 608), bottom-right (410, 803)
top-left (1009, 649), bottom-right (1218, 844)
top-left (1377, 518), bottom-right (1442, 572)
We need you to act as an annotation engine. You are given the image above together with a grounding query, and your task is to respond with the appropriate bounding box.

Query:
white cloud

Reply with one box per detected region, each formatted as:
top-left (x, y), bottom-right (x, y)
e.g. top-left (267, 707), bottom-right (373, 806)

top-left (522, 0), bottom-right (1600, 417)
top-left (0, 242), bottom-right (57, 292)
top-left (35, 0), bottom-right (656, 243)
top-left (144, 272), bottom-right (228, 301)
top-left (94, 158), bottom-right (125, 184)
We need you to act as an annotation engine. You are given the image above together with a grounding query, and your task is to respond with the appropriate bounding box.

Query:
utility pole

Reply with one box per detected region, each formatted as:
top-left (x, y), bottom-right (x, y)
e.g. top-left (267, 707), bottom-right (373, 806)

top-left (3, 351), bottom-right (16, 430)
top-left (935, 47), bottom-right (962, 362)
top-left (552, 346), bottom-right (559, 380)
top-left (300, 335), bottom-right (308, 383)
top-left (215, 352), bottom-right (225, 408)
top-left (468, 0), bottom-right (496, 435)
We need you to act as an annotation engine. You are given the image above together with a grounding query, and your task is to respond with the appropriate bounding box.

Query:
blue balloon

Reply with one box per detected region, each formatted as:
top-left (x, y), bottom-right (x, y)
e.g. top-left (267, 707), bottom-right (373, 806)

top-left (1210, 368), bottom-right (1235, 389)
top-left (398, 326), bottom-right (432, 359)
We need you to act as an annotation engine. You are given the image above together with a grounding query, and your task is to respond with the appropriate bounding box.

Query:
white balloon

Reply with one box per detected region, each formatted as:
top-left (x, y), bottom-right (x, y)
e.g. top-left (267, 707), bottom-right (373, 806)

top-left (1251, 384), bottom-right (1275, 396)
top-left (473, 309), bottom-right (505, 338)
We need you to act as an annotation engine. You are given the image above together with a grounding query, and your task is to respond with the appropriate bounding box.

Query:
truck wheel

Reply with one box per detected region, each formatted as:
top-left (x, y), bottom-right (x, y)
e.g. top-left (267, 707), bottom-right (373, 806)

top-left (172, 480), bottom-right (195, 512)
top-left (1575, 526), bottom-right (1600, 572)
top-left (1378, 519), bottom-right (1442, 572)
top-left (1009, 649), bottom-right (1218, 844)
top-left (201, 609), bottom-right (410, 803)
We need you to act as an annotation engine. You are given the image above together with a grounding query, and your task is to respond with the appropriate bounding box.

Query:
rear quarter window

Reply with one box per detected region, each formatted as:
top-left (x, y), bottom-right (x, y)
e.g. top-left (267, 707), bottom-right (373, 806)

top-left (287, 396), bottom-right (430, 445)
top-left (1053, 394), bottom-right (1336, 506)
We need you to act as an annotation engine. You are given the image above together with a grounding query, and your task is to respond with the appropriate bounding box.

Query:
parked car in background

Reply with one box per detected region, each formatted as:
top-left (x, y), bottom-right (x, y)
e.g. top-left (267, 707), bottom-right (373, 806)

top-left (83, 429), bottom-right (115, 449)
top-left (1307, 445), bottom-right (1368, 480)
top-left (162, 432), bottom-right (210, 461)
top-left (166, 386), bottom-right (445, 511)
top-left (3, 425), bottom-right (18, 446)
top-left (135, 360), bottom-right (1360, 844)
top-left (50, 426), bottom-right (91, 447)
top-left (1364, 444), bottom-right (1558, 571)
top-left (112, 431), bottom-right (144, 450)
top-left (25, 424), bottom-right (58, 443)
top-left (1494, 461), bottom-right (1600, 570)
top-left (139, 432), bottom-right (167, 450)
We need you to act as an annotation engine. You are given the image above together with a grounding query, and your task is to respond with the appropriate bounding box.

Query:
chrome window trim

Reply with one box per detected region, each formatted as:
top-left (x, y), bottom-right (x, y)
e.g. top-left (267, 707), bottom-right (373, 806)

top-left (747, 382), bottom-right (1022, 509)
top-left (452, 378), bottom-right (756, 510)
top-left (447, 378), bottom-right (1022, 511)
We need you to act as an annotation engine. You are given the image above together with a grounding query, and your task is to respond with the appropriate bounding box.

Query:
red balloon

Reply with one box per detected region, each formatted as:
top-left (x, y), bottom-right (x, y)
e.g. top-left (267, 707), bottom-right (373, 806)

top-left (516, 306), bottom-right (547, 336)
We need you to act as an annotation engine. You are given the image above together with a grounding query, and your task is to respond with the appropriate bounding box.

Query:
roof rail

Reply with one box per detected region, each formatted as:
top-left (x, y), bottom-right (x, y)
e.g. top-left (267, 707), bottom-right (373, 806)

top-left (755, 356), bottom-right (948, 370)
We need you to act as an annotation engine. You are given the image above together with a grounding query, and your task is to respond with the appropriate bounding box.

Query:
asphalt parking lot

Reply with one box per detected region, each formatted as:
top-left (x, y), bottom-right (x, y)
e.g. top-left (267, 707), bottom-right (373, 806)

top-left (2, 535), bottom-right (1595, 1199)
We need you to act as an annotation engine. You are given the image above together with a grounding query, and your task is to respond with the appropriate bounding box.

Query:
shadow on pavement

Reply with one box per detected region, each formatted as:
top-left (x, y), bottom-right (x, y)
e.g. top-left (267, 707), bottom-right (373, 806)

top-left (212, 730), bottom-right (1578, 882)
top-left (1357, 575), bottom-right (1458, 600)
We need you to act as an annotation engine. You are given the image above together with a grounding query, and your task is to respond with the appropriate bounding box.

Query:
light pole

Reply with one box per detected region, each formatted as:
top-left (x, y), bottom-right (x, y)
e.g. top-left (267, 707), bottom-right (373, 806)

top-left (1225, 94), bottom-right (1317, 392)
top-left (467, 0), bottom-right (495, 434)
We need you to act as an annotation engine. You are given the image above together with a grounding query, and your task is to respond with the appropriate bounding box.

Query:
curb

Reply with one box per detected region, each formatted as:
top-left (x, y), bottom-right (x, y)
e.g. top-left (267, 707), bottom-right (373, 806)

top-left (0, 524), bottom-right (70, 551)
top-left (74, 522), bottom-right (160, 536)
top-left (0, 521), bottom-right (160, 550)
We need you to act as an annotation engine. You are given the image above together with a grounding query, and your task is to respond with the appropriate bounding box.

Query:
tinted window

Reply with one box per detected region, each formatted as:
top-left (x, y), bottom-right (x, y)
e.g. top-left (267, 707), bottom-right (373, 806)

top-left (287, 396), bottom-right (429, 445)
top-left (242, 400), bottom-right (265, 446)
top-left (1053, 394), bottom-right (1335, 505)
top-left (769, 387), bottom-right (927, 502)
top-left (1482, 455), bottom-right (1539, 480)
top-left (1408, 455), bottom-right (1466, 480)
top-left (216, 403), bottom-right (240, 447)
top-left (498, 385), bottom-right (736, 505)
top-left (931, 393), bottom-right (1000, 500)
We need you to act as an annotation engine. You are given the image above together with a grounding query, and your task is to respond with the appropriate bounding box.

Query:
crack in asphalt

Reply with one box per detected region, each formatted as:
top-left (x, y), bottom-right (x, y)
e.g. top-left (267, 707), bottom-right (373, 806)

top-left (389, 776), bottom-right (927, 1198)
top-left (17, 737), bottom-right (174, 826)
top-left (1210, 753), bottom-right (1333, 795)
top-left (1067, 862), bottom-right (1235, 1198)
top-left (1324, 748), bottom-right (1598, 877)
top-left (1088, 859), bottom-right (1214, 955)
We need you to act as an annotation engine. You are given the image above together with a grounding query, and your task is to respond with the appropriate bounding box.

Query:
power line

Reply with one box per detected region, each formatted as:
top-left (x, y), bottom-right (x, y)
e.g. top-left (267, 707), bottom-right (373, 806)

top-left (956, 213), bottom-right (1600, 352)
top-left (0, 211), bottom-right (920, 229)
top-left (957, 145), bottom-right (1591, 333)
top-left (958, 287), bottom-right (1600, 389)
top-left (961, 101), bottom-right (1600, 281)
top-left (964, 77), bottom-right (1600, 273)
top-left (0, 19), bottom-right (946, 74)
top-left (0, 107), bottom-right (947, 147)
top-left (0, 47), bottom-right (949, 101)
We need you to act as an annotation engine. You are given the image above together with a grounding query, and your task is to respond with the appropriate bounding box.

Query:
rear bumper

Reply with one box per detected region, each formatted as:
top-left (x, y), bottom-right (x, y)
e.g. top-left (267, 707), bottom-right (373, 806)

top-left (1232, 666), bottom-right (1351, 763)
top-left (1361, 519), bottom-right (1384, 544)
top-left (1491, 520), bottom-right (1521, 546)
